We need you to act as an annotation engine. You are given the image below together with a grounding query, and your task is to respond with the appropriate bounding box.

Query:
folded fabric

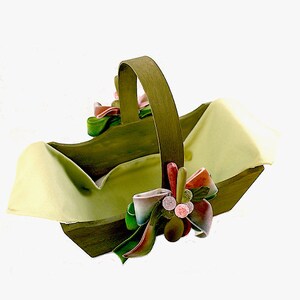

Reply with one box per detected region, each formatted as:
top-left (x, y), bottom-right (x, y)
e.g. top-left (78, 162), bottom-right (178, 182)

top-left (7, 99), bottom-right (278, 223)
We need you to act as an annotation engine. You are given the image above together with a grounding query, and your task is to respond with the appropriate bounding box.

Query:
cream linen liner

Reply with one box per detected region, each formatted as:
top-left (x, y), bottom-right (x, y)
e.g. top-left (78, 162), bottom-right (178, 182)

top-left (7, 99), bottom-right (278, 223)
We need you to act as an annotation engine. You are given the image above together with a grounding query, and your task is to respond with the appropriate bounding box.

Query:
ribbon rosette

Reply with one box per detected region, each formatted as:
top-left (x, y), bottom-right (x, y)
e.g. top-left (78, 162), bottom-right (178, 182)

top-left (87, 93), bottom-right (152, 136)
top-left (113, 162), bottom-right (218, 263)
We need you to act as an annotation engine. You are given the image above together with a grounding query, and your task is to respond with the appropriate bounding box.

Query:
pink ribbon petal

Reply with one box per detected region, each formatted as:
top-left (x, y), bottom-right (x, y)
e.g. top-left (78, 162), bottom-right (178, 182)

top-left (186, 168), bottom-right (218, 199)
top-left (138, 93), bottom-right (149, 108)
top-left (94, 104), bottom-right (120, 118)
top-left (94, 93), bottom-right (148, 120)
top-left (187, 199), bottom-right (213, 237)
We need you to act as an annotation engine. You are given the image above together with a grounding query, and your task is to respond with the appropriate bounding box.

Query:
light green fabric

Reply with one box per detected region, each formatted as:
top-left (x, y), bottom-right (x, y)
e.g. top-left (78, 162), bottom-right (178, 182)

top-left (184, 99), bottom-right (278, 182)
top-left (7, 99), bottom-right (278, 223)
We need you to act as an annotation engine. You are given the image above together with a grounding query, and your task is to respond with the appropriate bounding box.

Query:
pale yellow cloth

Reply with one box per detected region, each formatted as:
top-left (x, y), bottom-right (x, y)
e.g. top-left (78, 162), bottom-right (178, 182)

top-left (7, 99), bottom-right (278, 223)
top-left (184, 99), bottom-right (278, 182)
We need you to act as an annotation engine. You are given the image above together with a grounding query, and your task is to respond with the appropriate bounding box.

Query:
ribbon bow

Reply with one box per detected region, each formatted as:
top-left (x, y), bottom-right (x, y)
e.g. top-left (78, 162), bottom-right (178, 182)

top-left (87, 93), bottom-right (152, 136)
top-left (113, 162), bottom-right (218, 263)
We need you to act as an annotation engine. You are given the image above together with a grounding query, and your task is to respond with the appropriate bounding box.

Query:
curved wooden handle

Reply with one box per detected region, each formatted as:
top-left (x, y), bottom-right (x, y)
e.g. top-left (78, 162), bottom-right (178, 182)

top-left (118, 56), bottom-right (184, 188)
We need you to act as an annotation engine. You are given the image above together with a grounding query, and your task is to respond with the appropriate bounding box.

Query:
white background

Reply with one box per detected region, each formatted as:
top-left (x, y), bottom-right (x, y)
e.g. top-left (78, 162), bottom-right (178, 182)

top-left (1, 1), bottom-right (299, 299)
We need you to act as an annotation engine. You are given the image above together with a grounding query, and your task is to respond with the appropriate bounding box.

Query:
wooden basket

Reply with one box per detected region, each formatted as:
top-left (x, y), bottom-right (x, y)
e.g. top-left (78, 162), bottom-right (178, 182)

top-left (48, 56), bottom-right (264, 257)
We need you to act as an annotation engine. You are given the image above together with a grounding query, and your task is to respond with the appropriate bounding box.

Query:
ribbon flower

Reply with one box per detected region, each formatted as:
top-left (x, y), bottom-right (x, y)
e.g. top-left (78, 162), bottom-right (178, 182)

top-left (87, 93), bottom-right (152, 136)
top-left (113, 162), bottom-right (218, 263)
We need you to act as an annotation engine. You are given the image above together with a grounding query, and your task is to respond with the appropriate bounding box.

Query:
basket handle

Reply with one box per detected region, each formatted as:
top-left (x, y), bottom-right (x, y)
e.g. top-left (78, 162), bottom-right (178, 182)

top-left (118, 56), bottom-right (184, 188)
